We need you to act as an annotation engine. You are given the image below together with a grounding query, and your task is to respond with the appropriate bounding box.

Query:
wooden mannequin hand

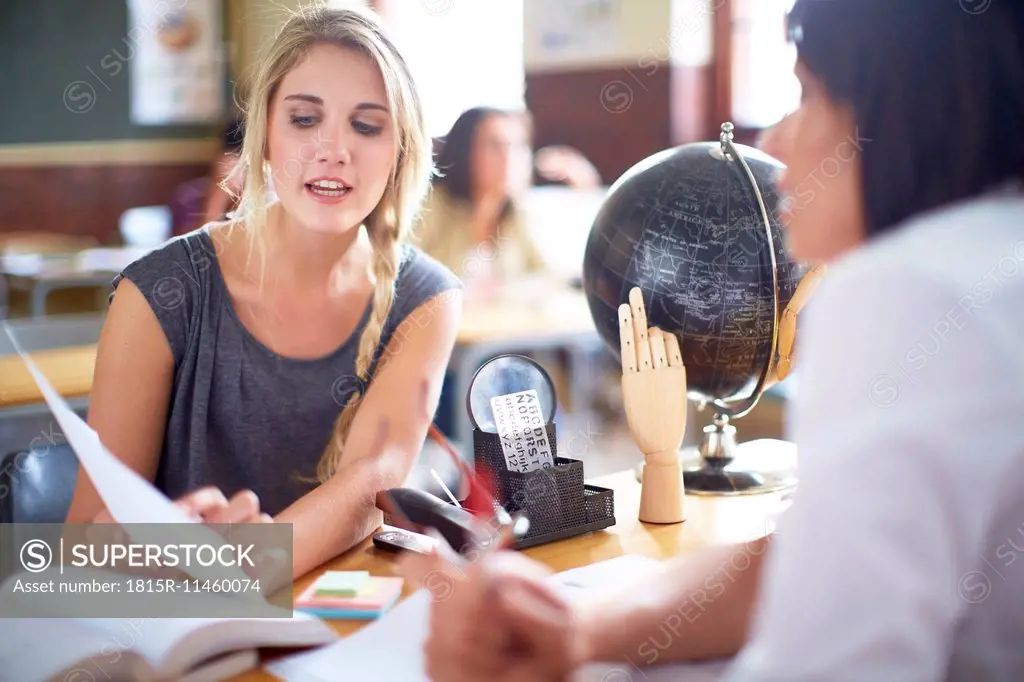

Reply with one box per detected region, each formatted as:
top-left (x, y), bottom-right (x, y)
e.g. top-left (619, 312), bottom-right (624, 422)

top-left (619, 287), bottom-right (687, 523)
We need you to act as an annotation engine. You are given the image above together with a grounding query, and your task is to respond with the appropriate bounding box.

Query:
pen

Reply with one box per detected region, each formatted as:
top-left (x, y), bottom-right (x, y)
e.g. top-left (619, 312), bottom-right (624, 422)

top-left (430, 467), bottom-right (462, 509)
top-left (426, 424), bottom-right (530, 551)
top-left (426, 515), bottom-right (518, 569)
top-left (427, 423), bottom-right (510, 522)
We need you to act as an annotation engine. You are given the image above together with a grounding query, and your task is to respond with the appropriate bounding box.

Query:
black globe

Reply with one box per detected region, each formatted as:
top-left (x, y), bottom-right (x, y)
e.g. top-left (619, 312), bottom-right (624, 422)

top-left (582, 138), bottom-right (806, 411)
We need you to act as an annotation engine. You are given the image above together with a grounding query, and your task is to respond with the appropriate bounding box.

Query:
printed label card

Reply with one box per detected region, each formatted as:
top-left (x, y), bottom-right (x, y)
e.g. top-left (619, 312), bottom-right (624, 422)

top-left (490, 389), bottom-right (556, 473)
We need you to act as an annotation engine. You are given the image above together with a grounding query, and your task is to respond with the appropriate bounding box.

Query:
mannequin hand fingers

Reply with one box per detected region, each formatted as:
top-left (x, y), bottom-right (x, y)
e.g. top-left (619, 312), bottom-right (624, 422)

top-left (629, 288), bottom-right (652, 371)
top-left (664, 332), bottom-right (683, 368)
top-left (648, 327), bottom-right (668, 368)
top-left (618, 304), bottom-right (637, 373)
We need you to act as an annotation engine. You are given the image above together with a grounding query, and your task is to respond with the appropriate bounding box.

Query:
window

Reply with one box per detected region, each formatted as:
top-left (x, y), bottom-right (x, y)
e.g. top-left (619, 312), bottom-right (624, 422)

top-left (358, 0), bottom-right (526, 139)
top-left (728, 0), bottom-right (799, 129)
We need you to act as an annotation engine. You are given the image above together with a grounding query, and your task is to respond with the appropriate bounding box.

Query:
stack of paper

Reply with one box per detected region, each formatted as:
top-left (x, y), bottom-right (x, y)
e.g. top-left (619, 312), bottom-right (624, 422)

top-left (295, 572), bottom-right (404, 620)
top-left (310, 571), bottom-right (371, 597)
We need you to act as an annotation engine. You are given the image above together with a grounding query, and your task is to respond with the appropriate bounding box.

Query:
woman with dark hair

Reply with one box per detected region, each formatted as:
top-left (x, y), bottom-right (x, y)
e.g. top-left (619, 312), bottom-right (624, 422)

top-left (401, 1), bottom-right (1024, 680)
top-left (413, 106), bottom-right (599, 284)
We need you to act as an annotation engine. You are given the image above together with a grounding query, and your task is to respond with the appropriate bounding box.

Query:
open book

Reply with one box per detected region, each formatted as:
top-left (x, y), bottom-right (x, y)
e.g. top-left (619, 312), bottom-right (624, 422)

top-left (0, 606), bottom-right (336, 681)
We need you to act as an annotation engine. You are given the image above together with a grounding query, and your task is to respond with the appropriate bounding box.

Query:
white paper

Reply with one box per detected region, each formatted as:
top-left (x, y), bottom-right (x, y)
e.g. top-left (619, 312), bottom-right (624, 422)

top-left (266, 555), bottom-right (733, 682)
top-left (550, 554), bottom-right (662, 603)
top-left (1, 324), bottom-right (259, 591)
top-left (490, 388), bottom-right (555, 473)
top-left (266, 590), bottom-right (431, 681)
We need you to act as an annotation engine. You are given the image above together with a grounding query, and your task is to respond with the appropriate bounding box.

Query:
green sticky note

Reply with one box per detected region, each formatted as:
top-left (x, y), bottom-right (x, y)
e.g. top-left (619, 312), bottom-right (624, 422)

top-left (313, 571), bottom-right (371, 597)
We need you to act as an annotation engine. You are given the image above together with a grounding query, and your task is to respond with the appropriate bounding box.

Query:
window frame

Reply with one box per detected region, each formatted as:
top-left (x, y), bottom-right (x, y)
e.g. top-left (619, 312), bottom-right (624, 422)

top-left (713, 0), bottom-right (797, 146)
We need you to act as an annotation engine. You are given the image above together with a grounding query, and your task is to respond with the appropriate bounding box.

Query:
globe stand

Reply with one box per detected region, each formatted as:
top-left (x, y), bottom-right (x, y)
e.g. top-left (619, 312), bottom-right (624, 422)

top-left (633, 412), bottom-right (797, 496)
top-left (683, 414), bottom-right (773, 494)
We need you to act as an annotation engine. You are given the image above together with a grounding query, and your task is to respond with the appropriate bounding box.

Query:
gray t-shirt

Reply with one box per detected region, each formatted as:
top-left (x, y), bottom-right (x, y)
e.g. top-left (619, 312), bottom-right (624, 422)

top-left (110, 226), bottom-right (459, 516)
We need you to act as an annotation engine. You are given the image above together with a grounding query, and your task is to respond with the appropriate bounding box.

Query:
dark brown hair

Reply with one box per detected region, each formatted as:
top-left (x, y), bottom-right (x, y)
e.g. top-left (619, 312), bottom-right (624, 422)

top-left (433, 106), bottom-right (533, 204)
top-left (789, 0), bottom-right (1024, 236)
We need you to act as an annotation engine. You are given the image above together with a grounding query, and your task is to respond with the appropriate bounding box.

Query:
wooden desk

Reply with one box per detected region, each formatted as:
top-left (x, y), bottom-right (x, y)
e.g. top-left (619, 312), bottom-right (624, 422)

top-left (233, 470), bottom-right (785, 681)
top-left (0, 344), bottom-right (96, 409)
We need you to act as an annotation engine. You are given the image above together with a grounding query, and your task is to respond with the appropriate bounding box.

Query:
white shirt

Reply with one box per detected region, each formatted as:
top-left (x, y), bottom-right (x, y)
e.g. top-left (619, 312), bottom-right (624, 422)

top-left (726, 186), bottom-right (1024, 682)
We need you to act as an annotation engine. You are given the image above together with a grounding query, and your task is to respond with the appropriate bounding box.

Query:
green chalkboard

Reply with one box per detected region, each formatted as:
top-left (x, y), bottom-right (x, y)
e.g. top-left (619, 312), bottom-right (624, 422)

top-left (0, 0), bottom-right (228, 145)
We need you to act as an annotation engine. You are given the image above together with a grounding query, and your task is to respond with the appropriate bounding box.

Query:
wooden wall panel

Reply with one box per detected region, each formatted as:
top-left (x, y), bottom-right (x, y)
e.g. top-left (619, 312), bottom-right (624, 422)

top-left (671, 63), bottom-right (715, 146)
top-left (525, 63), bottom-right (713, 185)
top-left (0, 164), bottom-right (209, 244)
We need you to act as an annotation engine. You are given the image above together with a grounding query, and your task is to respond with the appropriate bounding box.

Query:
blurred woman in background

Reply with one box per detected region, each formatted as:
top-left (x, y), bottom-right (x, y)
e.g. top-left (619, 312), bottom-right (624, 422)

top-left (413, 106), bottom-right (600, 286)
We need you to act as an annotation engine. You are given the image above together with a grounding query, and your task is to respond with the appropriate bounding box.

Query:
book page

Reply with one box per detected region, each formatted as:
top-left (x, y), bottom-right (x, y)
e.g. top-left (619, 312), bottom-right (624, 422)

top-left (0, 619), bottom-right (146, 682)
top-left (550, 554), bottom-right (662, 603)
top-left (0, 570), bottom-right (334, 680)
top-left (77, 609), bottom-right (333, 677)
top-left (178, 650), bottom-right (260, 682)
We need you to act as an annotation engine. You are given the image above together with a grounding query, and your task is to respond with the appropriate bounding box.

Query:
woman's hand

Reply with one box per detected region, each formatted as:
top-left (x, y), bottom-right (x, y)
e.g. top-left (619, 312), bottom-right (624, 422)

top-left (399, 548), bottom-right (584, 682)
top-left (81, 487), bottom-right (273, 583)
top-left (90, 486), bottom-right (272, 525)
top-left (535, 146), bottom-right (601, 189)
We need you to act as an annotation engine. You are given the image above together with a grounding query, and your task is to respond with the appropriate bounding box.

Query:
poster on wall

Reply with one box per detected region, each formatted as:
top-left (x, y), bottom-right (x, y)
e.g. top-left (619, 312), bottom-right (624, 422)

top-left (127, 0), bottom-right (225, 125)
top-left (535, 0), bottom-right (621, 61)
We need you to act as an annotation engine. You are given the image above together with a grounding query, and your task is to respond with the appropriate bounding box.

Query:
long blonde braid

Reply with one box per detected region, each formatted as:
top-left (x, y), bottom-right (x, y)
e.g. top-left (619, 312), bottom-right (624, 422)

top-left (317, 216), bottom-right (400, 482)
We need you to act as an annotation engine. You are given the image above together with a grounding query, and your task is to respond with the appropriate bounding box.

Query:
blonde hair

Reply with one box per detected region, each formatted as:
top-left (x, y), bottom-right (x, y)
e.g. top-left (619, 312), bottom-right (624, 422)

top-left (229, 3), bottom-right (433, 483)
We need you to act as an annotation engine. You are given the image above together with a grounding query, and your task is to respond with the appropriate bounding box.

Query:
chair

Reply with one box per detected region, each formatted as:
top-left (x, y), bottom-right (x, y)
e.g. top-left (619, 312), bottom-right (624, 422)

top-left (0, 444), bottom-right (78, 524)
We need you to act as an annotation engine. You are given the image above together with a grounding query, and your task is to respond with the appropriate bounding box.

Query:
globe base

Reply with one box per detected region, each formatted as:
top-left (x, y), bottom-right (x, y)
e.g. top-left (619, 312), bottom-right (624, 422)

top-left (634, 438), bottom-right (798, 497)
top-left (683, 466), bottom-right (774, 495)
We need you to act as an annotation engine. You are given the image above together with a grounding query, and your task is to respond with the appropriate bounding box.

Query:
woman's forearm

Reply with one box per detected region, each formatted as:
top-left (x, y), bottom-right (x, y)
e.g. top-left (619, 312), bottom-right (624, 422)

top-left (574, 536), bottom-right (770, 669)
top-left (276, 455), bottom-right (405, 579)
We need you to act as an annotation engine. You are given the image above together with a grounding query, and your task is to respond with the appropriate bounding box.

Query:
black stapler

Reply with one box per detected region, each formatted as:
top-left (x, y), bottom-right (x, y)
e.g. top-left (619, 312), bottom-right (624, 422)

top-left (375, 488), bottom-right (481, 554)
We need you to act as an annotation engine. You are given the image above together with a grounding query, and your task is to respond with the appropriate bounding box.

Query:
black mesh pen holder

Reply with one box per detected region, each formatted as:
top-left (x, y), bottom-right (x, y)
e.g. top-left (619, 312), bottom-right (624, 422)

top-left (473, 422), bottom-right (617, 550)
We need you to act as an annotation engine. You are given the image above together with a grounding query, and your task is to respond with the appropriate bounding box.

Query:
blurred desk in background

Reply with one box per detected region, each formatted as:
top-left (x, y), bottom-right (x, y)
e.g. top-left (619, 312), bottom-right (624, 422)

top-left (1, 247), bottom-right (151, 318)
top-left (457, 283), bottom-right (596, 344)
top-left (449, 284), bottom-right (603, 453)
top-left (0, 345), bottom-right (96, 410)
top-left (0, 314), bottom-right (105, 459)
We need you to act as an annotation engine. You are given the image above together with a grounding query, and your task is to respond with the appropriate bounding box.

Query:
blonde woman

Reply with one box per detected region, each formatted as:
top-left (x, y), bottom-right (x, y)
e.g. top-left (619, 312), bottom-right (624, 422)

top-left (65, 5), bottom-right (462, 580)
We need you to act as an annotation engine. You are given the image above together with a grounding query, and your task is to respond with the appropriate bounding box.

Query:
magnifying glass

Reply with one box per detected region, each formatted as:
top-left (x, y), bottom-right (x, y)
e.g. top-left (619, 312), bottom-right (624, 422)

top-left (466, 354), bottom-right (558, 433)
